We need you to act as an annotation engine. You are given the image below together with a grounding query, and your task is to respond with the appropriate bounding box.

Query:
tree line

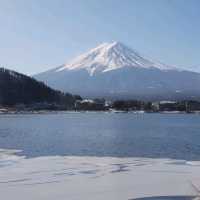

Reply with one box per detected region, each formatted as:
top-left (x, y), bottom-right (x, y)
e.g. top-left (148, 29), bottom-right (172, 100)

top-left (0, 68), bottom-right (81, 109)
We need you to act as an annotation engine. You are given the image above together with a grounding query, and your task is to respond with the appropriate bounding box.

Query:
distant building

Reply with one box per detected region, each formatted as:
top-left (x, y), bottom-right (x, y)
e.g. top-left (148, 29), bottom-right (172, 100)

top-left (159, 101), bottom-right (177, 111)
top-left (159, 101), bottom-right (176, 104)
top-left (152, 101), bottom-right (177, 112)
top-left (151, 102), bottom-right (160, 112)
top-left (75, 99), bottom-right (107, 111)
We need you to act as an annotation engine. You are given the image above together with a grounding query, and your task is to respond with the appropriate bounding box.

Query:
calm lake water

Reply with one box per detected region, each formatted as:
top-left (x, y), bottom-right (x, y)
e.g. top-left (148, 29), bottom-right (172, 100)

top-left (0, 112), bottom-right (200, 160)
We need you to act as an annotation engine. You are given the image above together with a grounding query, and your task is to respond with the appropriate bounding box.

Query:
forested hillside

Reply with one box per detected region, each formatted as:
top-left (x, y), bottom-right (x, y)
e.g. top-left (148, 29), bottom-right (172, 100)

top-left (0, 68), bottom-right (80, 108)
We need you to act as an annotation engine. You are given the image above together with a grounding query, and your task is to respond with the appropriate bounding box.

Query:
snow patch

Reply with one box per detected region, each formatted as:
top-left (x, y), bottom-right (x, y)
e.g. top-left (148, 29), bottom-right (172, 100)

top-left (0, 149), bottom-right (200, 200)
top-left (56, 42), bottom-right (177, 76)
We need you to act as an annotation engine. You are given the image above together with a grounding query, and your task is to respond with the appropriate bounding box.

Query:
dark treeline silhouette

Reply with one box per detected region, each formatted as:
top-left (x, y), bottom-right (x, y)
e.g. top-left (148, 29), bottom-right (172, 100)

top-left (112, 100), bottom-right (151, 111)
top-left (0, 68), bottom-right (81, 108)
top-left (111, 100), bottom-right (200, 112)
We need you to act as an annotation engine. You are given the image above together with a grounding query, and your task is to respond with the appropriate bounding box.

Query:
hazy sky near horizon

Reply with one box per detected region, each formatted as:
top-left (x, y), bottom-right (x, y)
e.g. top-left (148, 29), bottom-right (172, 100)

top-left (0, 0), bottom-right (200, 75)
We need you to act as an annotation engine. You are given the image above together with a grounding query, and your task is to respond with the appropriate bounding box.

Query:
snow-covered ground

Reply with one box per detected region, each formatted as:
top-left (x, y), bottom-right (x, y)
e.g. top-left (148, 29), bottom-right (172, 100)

top-left (0, 149), bottom-right (200, 200)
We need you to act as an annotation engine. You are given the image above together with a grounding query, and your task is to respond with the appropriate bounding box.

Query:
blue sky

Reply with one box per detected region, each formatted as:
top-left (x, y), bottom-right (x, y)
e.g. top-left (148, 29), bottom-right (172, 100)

top-left (0, 0), bottom-right (200, 75)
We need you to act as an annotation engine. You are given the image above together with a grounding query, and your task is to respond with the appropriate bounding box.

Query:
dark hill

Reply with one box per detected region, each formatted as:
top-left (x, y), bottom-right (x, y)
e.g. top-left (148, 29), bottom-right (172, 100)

top-left (0, 68), bottom-right (81, 108)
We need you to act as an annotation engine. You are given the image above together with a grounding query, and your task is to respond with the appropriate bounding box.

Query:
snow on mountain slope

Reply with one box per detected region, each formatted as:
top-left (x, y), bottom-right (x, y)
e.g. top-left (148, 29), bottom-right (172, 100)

top-left (56, 42), bottom-right (175, 76)
top-left (34, 42), bottom-right (200, 100)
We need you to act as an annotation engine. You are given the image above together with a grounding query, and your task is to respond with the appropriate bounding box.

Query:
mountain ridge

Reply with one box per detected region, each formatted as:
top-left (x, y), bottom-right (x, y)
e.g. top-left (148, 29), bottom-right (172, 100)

top-left (34, 42), bottom-right (200, 100)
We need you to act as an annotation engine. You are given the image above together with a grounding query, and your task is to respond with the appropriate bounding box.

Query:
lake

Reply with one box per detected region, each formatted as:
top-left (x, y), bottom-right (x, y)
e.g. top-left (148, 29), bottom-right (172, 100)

top-left (0, 112), bottom-right (200, 160)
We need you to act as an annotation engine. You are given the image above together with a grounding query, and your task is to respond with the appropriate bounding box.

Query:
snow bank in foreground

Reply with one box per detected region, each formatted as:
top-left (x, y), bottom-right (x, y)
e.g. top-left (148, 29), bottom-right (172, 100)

top-left (0, 149), bottom-right (200, 200)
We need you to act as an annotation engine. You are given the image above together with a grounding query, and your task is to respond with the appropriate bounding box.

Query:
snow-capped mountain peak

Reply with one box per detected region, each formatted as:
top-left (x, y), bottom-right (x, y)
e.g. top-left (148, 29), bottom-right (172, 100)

top-left (56, 41), bottom-right (174, 76)
top-left (35, 41), bottom-right (200, 100)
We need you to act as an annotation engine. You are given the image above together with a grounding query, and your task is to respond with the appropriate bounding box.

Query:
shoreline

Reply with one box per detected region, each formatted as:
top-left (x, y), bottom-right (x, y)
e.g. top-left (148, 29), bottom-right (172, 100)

top-left (0, 110), bottom-right (200, 115)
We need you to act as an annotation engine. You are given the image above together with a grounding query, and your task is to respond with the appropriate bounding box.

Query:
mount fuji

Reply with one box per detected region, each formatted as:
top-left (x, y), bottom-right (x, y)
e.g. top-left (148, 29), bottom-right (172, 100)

top-left (35, 42), bottom-right (200, 100)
